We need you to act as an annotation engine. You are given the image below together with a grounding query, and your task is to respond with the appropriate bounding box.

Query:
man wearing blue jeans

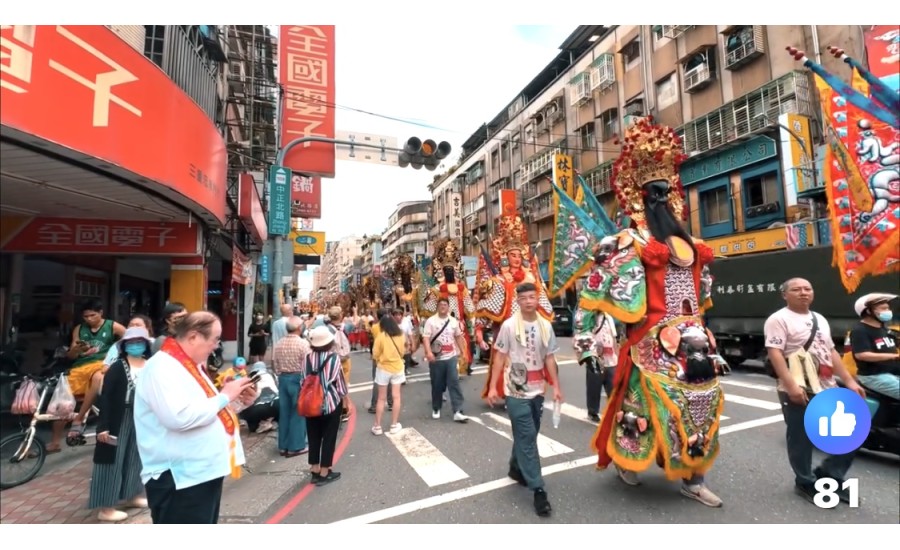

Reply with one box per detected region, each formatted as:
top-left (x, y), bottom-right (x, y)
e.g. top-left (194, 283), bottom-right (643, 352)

top-left (423, 298), bottom-right (469, 423)
top-left (486, 283), bottom-right (563, 517)
top-left (272, 317), bottom-right (309, 457)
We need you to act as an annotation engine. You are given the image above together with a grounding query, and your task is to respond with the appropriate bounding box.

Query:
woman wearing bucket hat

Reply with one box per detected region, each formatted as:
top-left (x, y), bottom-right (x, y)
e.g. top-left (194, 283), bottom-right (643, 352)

top-left (89, 326), bottom-right (153, 521)
top-left (849, 293), bottom-right (900, 400)
top-left (301, 325), bottom-right (349, 486)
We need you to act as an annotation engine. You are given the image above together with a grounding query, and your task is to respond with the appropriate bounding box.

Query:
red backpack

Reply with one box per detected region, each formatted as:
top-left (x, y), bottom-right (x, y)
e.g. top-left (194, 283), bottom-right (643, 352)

top-left (296, 354), bottom-right (329, 417)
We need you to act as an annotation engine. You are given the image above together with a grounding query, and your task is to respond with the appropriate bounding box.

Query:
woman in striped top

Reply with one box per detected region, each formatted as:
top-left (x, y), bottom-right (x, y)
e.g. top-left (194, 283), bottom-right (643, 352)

top-left (302, 326), bottom-right (349, 486)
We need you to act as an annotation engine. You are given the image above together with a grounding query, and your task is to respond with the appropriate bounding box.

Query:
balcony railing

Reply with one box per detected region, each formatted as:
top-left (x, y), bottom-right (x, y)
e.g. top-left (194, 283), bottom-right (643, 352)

top-left (676, 71), bottom-right (815, 157)
top-left (724, 26), bottom-right (766, 70)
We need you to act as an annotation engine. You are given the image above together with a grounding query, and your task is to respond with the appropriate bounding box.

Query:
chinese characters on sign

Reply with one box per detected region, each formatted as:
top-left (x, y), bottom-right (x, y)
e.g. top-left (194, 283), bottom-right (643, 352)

top-left (0, 26), bottom-right (227, 223)
top-left (705, 225), bottom-right (789, 257)
top-left (680, 136), bottom-right (777, 186)
top-left (1, 25), bottom-right (141, 127)
top-left (290, 173), bottom-right (322, 219)
top-left (714, 283), bottom-right (779, 295)
top-left (1, 218), bottom-right (199, 255)
top-left (279, 26), bottom-right (336, 178)
top-left (268, 165), bottom-right (292, 236)
top-left (552, 153), bottom-right (574, 198)
top-left (449, 192), bottom-right (463, 244)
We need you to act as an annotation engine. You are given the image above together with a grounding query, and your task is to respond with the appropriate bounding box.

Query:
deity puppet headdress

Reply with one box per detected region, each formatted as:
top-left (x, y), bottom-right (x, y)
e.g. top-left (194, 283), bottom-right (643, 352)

top-left (611, 116), bottom-right (688, 227)
top-left (392, 254), bottom-right (416, 291)
top-left (491, 215), bottom-right (531, 268)
top-left (432, 237), bottom-right (462, 279)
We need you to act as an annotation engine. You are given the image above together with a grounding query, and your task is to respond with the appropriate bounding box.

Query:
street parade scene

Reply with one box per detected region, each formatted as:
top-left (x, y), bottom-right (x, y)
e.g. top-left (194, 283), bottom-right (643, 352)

top-left (0, 16), bottom-right (898, 530)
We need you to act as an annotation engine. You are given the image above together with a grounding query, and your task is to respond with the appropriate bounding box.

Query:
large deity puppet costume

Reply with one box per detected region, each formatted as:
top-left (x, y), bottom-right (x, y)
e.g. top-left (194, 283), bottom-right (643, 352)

top-left (391, 253), bottom-right (420, 316)
top-left (419, 238), bottom-right (475, 375)
top-left (475, 214), bottom-right (554, 398)
top-left (585, 117), bottom-right (725, 507)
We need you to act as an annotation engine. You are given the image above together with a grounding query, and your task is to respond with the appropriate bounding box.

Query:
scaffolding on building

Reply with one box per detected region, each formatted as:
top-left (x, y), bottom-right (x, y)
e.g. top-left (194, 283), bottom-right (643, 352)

top-left (223, 25), bottom-right (279, 239)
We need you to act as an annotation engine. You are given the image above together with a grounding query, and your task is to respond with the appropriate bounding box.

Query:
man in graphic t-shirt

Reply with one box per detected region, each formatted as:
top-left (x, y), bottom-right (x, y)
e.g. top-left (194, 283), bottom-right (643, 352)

top-left (850, 292), bottom-right (899, 399)
top-left (423, 298), bottom-right (469, 423)
top-left (486, 282), bottom-right (562, 518)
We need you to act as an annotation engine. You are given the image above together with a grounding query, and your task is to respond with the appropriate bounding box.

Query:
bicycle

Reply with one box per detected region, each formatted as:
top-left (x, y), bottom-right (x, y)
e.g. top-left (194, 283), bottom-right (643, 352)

top-left (0, 371), bottom-right (99, 490)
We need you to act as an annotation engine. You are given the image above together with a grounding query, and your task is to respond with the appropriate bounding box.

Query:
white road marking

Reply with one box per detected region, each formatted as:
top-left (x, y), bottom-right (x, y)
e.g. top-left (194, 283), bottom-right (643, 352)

top-left (345, 358), bottom-right (576, 394)
top-left (719, 379), bottom-right (776, 392)
top-left (541, 401), bottom-right (597, 426)
top-left (482, 412), bottom-right (573, 458)
top-left (332, 411), bottom-right (779, 525)
top-left (466, 416), bottom-right (513, 442)
top-left (718, 414), bottom-right (783, 434)
top-left (724, 394), bottom-right (782, 411)
top-left (384, 427), bottom-right (469, 488)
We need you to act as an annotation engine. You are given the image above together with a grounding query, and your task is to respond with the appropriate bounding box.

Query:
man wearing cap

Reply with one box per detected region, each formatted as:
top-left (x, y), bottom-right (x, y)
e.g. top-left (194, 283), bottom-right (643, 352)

top-left (850, 293), bottom-right (900, 400)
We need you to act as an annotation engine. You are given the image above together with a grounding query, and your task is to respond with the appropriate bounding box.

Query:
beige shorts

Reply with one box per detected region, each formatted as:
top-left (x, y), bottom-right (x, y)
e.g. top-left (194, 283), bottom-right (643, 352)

top-left (374, 368), bottom-right (405, 386)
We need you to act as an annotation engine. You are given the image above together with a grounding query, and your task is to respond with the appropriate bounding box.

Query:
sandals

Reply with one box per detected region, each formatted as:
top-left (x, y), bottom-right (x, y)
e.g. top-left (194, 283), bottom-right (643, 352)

top-left (66, 422), bottom-right (86, 446)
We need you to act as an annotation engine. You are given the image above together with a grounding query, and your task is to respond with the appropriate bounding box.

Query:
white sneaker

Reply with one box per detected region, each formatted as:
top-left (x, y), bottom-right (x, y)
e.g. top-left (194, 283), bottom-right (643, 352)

top-left (453, 411), bottom-right (469, 423)
top-left (389, 423), bottom-right (403, 434)
top-left (432, 410), bottom-right (440, 419)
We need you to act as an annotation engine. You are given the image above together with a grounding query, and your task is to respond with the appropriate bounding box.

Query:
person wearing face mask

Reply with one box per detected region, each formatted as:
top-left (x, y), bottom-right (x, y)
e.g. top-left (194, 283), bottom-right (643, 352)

top-left (248, 312), bottom-right (270, 363)
top-left (89, 327), bottom-right (153, 522)
top-left (850, 293), bottom-right (900, 400)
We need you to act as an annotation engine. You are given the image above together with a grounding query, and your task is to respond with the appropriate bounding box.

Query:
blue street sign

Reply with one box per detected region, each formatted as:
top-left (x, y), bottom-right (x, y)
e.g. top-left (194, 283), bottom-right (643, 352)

top-left (268, 165), bottom-right (292, 236)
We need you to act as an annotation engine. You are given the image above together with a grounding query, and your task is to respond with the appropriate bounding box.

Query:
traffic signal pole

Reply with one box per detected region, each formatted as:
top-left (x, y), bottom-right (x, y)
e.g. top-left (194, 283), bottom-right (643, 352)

top-left (271, 136), bottom-right (404, 321)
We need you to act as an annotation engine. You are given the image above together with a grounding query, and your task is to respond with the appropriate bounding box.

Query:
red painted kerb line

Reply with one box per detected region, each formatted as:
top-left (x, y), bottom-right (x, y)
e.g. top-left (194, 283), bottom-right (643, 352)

top-left (265, 400), bottom-right (357, 524)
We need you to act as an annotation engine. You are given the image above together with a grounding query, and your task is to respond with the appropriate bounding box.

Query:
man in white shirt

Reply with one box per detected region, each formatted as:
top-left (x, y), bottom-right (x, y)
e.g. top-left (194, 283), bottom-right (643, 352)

top-left (134, 311), bottom-right (257, 524)
top-left (270, 304), bottom-right (294, 348)
top-left (423, 299), bottom-right (469, 423)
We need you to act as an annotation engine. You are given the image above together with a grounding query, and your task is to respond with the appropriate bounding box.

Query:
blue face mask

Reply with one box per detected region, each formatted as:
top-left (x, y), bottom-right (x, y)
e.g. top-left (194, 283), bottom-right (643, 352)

top-left (124, 342), bottom-right (147, 357)
top-left (876, 310), bottom-right (893, 323)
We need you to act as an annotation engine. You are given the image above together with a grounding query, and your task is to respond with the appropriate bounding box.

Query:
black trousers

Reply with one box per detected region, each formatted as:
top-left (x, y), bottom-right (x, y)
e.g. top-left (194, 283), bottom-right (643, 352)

top-left (145, 470), bottom-right (224, 524)
top-left (307, 407), bottom-right (342, 468)
top-left (586, 367), bottom-right (615, 416)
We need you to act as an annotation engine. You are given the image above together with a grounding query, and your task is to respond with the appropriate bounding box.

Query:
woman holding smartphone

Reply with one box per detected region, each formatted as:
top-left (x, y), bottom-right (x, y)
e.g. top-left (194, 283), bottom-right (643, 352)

top-left (89, 326), bottom-right (153, 522)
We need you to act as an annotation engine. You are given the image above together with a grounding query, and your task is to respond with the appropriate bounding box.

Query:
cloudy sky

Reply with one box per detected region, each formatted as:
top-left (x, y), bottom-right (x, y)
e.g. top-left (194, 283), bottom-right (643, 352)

top-left (297, 24), bottom-right (575, 295)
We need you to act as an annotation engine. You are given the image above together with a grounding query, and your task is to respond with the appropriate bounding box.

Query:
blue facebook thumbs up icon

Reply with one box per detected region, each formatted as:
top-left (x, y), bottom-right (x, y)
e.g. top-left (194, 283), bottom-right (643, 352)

top-left (804, 388), bottom-right (871, 454)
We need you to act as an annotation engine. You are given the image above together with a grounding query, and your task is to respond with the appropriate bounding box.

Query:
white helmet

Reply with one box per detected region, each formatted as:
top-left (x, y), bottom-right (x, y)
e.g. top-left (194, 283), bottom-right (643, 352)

top-left (853, 293), bottom-right (898, 317)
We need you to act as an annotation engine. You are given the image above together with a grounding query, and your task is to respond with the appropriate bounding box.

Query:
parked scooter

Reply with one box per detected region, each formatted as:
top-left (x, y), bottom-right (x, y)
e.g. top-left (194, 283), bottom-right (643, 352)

top-left (208, 341), bottom-right (224, 370)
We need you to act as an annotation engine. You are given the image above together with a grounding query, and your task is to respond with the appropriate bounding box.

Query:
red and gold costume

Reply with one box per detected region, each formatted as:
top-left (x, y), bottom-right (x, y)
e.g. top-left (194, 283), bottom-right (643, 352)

top-left (583, 118), bottom-right (723, 502)
top-left (419, 238), bottom-right (474, 374)
top-left (475, 212), bottom-right (553, 398)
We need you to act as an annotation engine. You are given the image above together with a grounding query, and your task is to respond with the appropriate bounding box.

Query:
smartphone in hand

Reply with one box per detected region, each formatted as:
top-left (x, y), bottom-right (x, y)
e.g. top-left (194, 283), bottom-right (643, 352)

top-left (107, 435), bottom-right (118, 446)
top-left (248, 371), bottom-right (263, 384)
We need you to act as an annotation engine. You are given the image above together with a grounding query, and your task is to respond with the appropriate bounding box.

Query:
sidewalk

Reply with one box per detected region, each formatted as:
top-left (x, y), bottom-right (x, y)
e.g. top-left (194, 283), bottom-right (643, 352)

top-left (0, 426), bottom-right (281, 524)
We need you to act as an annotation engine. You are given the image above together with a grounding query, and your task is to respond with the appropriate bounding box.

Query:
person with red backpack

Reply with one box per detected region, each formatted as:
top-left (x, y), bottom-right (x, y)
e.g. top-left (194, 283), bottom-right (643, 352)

top-left (297, 326), bottom-right (348, 486)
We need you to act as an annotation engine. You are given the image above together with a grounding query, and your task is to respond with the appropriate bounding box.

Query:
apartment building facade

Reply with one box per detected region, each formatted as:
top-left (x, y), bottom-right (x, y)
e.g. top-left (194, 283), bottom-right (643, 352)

top-left (381, 201), bottom-right (431, 266)
top-left (359, 234), bottom-right (384, 279)
top-left (429, 25), bottom-right (863, 273)
top-left (319, 236), bottom-right (364, 295)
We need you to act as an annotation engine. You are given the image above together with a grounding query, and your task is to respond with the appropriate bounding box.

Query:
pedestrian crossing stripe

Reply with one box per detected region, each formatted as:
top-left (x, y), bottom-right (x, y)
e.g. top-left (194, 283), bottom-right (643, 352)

top-left (384, 427), bottom-right (469, 488)
top-left (376, 381), bottom-right (780, 489)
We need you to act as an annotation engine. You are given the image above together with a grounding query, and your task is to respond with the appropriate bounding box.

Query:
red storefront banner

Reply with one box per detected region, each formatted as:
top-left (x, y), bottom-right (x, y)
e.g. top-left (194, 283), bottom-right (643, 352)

top-left (862, 26), bottom-right (899, 84)
top-left (278, 25), bottom-right (336, 178)
top-left (238, 172), bottom-right (267, 245)
top-left (1, 218), bottom-right (200, 255)
top-left (232, 246), bottom-right (252, 285)
top-left (0, 26), bottom-right (227, 224)
top-left (290, 173), bottom-right (322, 219)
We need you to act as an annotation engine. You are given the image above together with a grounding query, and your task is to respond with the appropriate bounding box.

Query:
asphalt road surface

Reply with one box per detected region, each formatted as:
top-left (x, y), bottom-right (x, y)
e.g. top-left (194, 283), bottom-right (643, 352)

top-left (264, 340), bottom-right (900, 524)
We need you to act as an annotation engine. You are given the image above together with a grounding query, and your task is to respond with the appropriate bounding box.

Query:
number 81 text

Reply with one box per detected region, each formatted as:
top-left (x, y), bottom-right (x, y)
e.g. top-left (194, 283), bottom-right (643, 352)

top-left (814, 477), bottom-right (859, 508)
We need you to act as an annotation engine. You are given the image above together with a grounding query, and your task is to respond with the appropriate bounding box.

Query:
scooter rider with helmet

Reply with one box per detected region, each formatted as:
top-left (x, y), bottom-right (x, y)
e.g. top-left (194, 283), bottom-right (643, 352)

top-left (850, 293), bottom-right (900, 401)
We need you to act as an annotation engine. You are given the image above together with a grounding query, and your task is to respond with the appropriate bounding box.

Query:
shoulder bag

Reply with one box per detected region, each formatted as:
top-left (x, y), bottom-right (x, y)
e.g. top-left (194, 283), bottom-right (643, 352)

top-left (765, 313), bottom-right (818, 378)
top-left (429, 319), bottom-right (451, 355)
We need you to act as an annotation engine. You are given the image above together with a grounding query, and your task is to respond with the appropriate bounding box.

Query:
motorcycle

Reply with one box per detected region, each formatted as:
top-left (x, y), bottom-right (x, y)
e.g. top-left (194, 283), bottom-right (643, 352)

top-left (208, 341), bottom-right (224, 370)
top-left (836, 376), bottom-right (900, 457)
